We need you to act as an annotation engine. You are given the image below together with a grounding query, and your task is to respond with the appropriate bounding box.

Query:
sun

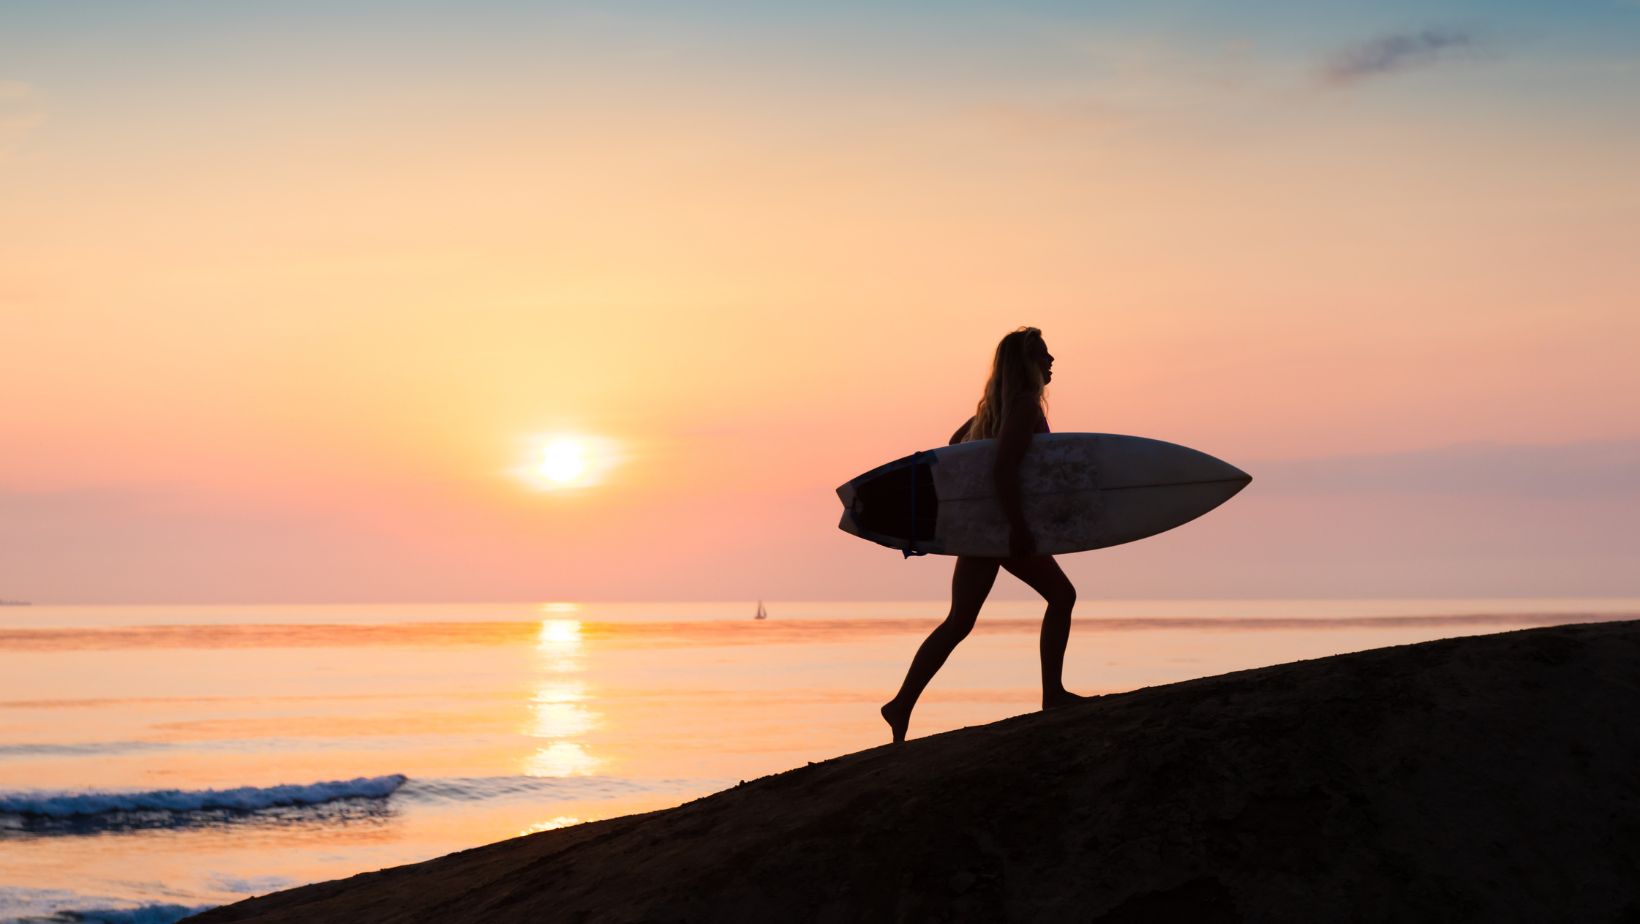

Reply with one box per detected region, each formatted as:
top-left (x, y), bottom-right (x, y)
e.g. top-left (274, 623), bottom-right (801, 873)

top-left (517, 433), bottom-right (622, 492)
top-left (539, 437), bottom-right (588, 485)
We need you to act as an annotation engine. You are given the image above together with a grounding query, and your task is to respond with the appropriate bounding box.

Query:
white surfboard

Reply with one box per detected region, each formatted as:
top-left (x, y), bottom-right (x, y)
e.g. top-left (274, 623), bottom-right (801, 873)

top-left (836, 433), bottom-right (1251, 557)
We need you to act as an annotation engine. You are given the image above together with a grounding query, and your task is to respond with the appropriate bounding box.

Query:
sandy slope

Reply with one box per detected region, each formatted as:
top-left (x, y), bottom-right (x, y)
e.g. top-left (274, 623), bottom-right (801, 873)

top-left (188, 621), bottom-right (1640, 922)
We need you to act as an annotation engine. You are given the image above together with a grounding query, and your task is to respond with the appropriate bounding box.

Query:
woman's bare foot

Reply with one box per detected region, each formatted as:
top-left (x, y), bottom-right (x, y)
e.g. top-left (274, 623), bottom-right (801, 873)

top-left (880, 700), bottom-right (911, 744)
top-left (1042, 690), bottom-right (1090, 711)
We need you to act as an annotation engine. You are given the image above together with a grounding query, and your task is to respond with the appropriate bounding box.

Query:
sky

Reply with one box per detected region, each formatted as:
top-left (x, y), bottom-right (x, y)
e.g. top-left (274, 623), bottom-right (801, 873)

top-left (2, 1), bottom-right (1637, 603)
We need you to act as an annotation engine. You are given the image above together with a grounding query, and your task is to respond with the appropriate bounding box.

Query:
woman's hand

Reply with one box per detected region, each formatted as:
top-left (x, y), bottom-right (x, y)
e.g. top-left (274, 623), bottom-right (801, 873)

top-left (1008, 519), bottom-right (1036, 559)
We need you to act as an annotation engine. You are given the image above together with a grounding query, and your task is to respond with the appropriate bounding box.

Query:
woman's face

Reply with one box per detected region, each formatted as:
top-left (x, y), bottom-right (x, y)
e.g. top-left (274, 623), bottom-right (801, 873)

top-left (1029, 338), bottom-right (1054, 384)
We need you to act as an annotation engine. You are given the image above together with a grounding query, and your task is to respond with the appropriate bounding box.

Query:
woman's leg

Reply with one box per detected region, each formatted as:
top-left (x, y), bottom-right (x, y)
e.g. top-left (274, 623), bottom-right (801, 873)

top-left (881, 556), bottom-right (1000, 743)
top-left (1000, 555), bottom-right (1082, 709)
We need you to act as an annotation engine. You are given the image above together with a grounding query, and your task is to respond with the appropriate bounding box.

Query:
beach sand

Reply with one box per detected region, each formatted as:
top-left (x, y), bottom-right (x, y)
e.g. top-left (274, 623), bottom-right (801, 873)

top-left (187, 620), bottom-right (1640, 922)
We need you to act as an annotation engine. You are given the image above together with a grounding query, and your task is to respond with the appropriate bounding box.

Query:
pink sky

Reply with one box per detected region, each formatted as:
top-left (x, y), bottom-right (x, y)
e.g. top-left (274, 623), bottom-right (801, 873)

top-left (2, 4), bottom-right (1637, 602)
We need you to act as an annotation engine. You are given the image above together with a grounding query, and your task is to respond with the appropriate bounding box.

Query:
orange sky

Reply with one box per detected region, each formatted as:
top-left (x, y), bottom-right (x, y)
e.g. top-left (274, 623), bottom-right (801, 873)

top-left (2, 3), bottom-right (1637, 601)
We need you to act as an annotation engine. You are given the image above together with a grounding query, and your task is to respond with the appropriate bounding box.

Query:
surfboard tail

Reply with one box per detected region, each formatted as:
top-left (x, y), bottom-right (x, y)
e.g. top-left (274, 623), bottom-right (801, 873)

top-left (835, 454), bottom-right (940, 553)
top-left (835, 481), bottom-right (862, 539)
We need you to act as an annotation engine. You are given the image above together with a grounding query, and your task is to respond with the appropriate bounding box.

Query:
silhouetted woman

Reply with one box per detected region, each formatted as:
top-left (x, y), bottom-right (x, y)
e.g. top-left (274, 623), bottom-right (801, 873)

top-left (881, 326), bottom-right (1085, 743)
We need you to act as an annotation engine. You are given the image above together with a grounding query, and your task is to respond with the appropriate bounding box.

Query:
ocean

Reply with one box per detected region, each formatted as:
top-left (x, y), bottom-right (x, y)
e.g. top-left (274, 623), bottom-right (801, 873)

top-left (3, 598), bottom-right (1636, 923)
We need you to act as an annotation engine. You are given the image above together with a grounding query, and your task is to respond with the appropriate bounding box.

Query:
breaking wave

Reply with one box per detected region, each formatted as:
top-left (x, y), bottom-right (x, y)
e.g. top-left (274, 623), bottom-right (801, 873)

top-left (0, 774), bottom-right (407, 819)
top-left (31, 903), bottom-right (217, 924)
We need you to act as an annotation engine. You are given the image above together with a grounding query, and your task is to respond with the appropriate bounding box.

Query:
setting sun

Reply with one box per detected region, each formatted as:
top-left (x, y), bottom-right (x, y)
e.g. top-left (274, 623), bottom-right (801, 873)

top-left (539, 439), bottom-right (587, 484)
top-left (517, 434), bottom-right (622, 492)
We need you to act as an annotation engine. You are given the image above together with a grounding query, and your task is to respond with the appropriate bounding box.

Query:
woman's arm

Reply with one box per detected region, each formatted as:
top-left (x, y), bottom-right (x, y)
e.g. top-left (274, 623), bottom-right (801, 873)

top-left (992, 399), bottom-right (1037, 557)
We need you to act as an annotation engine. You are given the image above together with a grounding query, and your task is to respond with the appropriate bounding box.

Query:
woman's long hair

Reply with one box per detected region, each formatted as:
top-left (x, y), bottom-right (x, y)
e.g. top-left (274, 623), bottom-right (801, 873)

top-left (963, 326), bottom-right (1046, 441)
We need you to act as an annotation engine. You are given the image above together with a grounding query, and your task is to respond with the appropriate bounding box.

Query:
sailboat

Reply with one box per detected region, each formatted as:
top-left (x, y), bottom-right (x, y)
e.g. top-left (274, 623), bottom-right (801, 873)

top-left (754, 600), bottom-right (767, 621)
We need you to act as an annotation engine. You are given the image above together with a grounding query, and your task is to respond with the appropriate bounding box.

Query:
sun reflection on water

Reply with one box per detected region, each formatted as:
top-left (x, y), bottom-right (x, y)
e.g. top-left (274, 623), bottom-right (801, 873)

top-left (536, 618), bottom-right (583, 673)
top-left (537, 618), bottom-right (582, 649)
top-left (524, 741), bottom-right (601, 777)
top-left (529, 681), bottom-right (598, 738)
top-left (524, 616), bottom-right (602, 777)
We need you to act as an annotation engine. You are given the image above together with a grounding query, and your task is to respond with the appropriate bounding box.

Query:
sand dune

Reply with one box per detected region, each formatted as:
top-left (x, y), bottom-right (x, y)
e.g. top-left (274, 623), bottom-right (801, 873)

top-left (188, 621), bottom-right (1640, 922)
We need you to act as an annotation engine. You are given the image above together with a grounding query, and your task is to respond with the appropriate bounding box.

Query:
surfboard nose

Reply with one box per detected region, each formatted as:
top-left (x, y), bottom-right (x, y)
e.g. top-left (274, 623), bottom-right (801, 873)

top-left (1099, 439), bottom-right (1251, 490)
top-left (1194, 450), bottom-right (1251, 485)
top-left (1204, 456), bottom-right (1252, 499)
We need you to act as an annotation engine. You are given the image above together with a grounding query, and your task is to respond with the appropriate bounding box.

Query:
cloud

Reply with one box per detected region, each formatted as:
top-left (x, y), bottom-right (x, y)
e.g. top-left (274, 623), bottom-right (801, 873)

top-left (1249, 440), bottom-right (1640, 498)
top-left (1320, 28), bottom-right (1477, 86)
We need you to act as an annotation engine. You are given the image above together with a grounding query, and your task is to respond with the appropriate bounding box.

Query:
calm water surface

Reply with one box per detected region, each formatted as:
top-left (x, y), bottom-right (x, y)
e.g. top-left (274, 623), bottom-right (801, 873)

top-left (3, 598), bottom-right (1636, 922)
